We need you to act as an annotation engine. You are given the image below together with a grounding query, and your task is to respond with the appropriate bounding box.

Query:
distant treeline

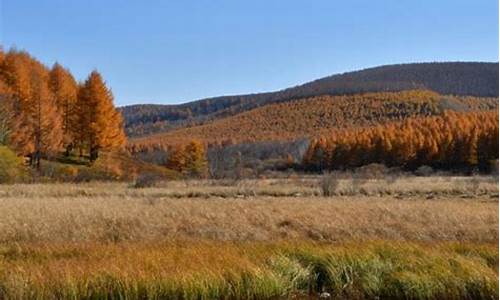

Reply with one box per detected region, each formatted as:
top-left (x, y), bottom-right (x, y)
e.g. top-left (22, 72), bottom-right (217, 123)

top-left (0, 48), bottom-right (126, 169)
top-left (303, 111), bottom-right (499, 172)
top-left (121, 62), bottom-right (499, 137)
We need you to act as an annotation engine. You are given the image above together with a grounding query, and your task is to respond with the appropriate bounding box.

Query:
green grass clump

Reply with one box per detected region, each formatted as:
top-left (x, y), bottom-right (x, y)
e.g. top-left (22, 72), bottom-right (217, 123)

top-left (292, 242), bottom-right (498, 299)
top-left (0, 241), bottom-right (497, 299)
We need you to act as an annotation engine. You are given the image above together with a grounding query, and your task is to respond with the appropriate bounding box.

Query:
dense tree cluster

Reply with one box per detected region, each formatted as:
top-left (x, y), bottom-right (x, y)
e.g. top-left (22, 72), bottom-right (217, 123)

top-left (165, 140), bottom-right (207, 177)
top-left (303, 111), bottom-right (499, 171)
top-left (128, 90), bottom-right (497, 153)
top-left (121, 62), bottom-right (498, 137)
top-left (0, 48), bottom-right (126, 169)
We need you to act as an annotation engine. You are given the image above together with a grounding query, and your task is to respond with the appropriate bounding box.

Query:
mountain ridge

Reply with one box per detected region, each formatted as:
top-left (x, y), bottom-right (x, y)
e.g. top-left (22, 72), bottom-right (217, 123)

top-left (122, 61), bottom-right (499, 107)
top-left (120, 62), bottom-right (499, 137)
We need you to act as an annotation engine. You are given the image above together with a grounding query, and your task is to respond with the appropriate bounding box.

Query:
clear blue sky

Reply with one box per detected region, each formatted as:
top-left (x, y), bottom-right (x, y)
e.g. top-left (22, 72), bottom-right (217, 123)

top-left (0, 0), bottom-right (498, 106)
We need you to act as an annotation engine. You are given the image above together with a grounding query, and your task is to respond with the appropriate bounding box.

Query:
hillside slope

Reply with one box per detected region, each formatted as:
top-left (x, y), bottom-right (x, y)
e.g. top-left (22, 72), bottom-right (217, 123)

top-left (129, 90), bottom-right (498, 152)
top-left (121, 62), bottom-right (499, 137)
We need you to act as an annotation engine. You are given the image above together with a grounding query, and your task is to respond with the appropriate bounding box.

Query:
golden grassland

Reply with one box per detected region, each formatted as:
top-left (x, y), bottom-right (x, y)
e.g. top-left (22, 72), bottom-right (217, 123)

top-left (0, 176), bottom-right (497, 243)
top-left (0, 176), bottom-right (497, 299)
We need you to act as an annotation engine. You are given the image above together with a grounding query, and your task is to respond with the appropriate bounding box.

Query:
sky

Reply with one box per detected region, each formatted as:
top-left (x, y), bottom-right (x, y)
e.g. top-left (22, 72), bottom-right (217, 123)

top-left (0, 0), bottom-right (498, 106)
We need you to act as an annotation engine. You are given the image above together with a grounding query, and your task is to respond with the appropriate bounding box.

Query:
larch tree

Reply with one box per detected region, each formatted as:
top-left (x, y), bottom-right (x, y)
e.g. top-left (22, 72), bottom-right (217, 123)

top-left (0, 50), bottom-right (63, 168)
top-left (74, 82), bottom-right (88, 157)
top-left (27, 61), bottom-right (63, 169)
top-left (49, 63), bottom-right (78, 155)
top-left (184, 140), bottom-right (207, 177)
top-left (0, 50), bottom-right (37, 156)
top-left (0, 79), bottom-right (14, 145)
top-left (166, 144), bottom-right (186, 173)
top-left (76, 70), bottom-right (126, 161)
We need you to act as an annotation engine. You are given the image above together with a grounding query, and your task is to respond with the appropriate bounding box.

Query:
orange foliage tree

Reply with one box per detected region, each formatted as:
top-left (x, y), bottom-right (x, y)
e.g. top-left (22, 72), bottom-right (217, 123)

top-left (166, 144), bottom-right (186, 173)
top-left (0, 50), bottom-right (63, 169)
top-left (29, 62), bottom-right (63, 169)
top-left (165, 140), bottom-right (207, 176)
top-left (0, 78), bottom-right (14, 145)
top-left (49, 63), bottom-right (78, 155)
top-left (184, 140), bottom-right (207, 177)
top-left (75, 71), bottom-right (126, 161)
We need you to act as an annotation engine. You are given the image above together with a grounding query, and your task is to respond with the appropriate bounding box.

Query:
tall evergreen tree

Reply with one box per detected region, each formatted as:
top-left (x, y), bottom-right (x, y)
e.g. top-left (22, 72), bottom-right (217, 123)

top-left (49, 63), bottom-right (78, 155)
top-left (184, 140), bottom-right (207, 177)
top-left (27, 61), bottom-right (63, 169)
top-left (0, 79), bottom-right (14, 145)
top-left (166, 144), bottom-right (186, 173)
top-left (0, 50), bottom-right (63, 168)
top-left (76, 70), bottom-right (126, 161)
top-left (1, 51), bottom-right (38, 157)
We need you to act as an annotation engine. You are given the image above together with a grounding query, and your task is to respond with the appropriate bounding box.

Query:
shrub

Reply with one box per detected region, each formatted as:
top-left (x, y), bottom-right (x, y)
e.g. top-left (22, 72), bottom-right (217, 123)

top-left (36, 160), bottom-right (81, 182)
top-left (0, 146), bottom-right (25, 183)
top-left (355, 163), bottom-right (389, 179)
top-left (236, 179), bottom-right (257, 196)
top-left (350, 173), bottom-right (368, 195)
top-left (74, 167), bottom-right (118, 182)
top-left (90, 154), bottom-right (124, 180)
top-left (132, 173), bottom-right (161, 188)
top-left (468, 176), bottom-right (481, 194)
top-left (415, 165), bottom-right (434, 176)
top-left (320, 172), bottom-right (340, 197)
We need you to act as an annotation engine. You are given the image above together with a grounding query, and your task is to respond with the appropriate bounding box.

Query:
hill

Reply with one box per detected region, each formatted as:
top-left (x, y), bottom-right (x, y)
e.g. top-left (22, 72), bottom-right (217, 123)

top-left (128, 90), bottom-right (498, 152)
top-left (121, 62), bottom-right (499, 137)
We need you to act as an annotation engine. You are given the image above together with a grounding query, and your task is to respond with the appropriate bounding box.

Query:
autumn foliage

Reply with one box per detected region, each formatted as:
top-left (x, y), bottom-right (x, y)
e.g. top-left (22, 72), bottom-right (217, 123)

top-left (49, 63), bottom-right (78, 153)
top-left (75, 71), bottom-right (126, 161)
top-left (1, 47), bottom-right (497, 177)
top-left (166, 140), bottom-right (208, 177)
top-left (303, 111), bottom-right (499, 171)
top-left (122, 62), bottom-right (498, 137)
top-left (129, 90), bottom-right (497, 153)
top-left (0, 47), bottom-right (126, 168)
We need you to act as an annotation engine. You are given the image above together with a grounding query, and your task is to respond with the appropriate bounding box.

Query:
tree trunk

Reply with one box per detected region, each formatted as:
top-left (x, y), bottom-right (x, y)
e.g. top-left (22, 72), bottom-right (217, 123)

top-left (64, 143), bottom-right (73, 157)
top-left (90, 146), bottom-right (99, 162)
top-left (34, 150), bottom-right (41, 171)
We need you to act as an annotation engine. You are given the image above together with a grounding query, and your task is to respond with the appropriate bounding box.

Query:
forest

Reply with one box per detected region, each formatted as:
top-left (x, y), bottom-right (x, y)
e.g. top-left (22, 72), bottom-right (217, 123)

top-left (303, 110), bottom-right (499, 172)
top-left (0, 48), bottom-right (125, 171)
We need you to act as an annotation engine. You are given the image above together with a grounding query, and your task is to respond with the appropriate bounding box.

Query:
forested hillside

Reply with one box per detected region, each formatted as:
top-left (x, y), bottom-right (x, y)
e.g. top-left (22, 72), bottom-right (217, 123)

top-left (122, 62), bottom-right (499, 137)
top-left (128, 90), bottom-right (497, 152)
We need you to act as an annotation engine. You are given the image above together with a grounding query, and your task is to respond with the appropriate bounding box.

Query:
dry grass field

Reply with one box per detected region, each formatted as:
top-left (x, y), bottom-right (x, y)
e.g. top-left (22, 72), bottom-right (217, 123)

top-left (0, 176), bottom-right (497, 299)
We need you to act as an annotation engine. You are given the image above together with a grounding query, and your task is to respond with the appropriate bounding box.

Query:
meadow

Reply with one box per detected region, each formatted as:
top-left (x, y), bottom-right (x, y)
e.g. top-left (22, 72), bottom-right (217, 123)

top-left (0, 175), bottom-right (497, 299)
